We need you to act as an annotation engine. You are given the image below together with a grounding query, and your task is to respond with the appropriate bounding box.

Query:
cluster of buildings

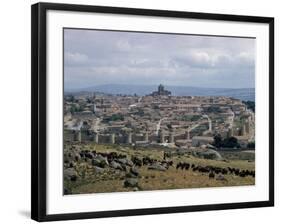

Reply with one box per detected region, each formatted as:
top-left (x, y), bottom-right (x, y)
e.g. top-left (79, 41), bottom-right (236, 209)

top-left (64, 85), bottom-right (255, 149)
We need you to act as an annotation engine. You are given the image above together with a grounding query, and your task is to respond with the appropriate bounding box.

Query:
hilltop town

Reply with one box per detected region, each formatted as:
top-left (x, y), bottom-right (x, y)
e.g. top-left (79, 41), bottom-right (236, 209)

top-left (64, 84), bottom-right (255, 150)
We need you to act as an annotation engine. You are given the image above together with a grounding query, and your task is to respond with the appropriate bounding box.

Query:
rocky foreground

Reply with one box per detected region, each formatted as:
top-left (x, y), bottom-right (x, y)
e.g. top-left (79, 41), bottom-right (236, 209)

top-left (64, 143), bottom-right (255, 194)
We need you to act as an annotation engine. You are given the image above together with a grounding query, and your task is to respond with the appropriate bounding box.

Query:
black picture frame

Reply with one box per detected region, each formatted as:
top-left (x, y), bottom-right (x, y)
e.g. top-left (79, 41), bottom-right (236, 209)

top-left (31, 2), bottom-right (274, 222)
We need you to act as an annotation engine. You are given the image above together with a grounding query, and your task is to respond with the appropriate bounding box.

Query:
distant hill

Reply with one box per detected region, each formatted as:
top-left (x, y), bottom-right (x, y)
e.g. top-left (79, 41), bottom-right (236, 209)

top-left (66, 84), bottom-right (255, 101)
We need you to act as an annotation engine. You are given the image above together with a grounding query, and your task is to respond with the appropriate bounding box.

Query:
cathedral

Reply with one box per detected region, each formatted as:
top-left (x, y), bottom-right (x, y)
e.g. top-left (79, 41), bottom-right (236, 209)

top-left (150, 84), bottom-right (171, 96)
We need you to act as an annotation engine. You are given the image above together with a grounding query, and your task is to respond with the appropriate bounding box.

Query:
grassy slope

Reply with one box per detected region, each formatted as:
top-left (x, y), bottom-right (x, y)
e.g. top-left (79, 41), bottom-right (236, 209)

top-left (64, 143), bottom-right (255, 194)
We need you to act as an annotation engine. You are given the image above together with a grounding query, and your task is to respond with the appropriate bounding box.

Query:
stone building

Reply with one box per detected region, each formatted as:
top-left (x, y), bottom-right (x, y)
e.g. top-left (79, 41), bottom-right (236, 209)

top-left (192, 136), bottom-right (214, 147)
top-left (150, 84), bottom-right (171, 96)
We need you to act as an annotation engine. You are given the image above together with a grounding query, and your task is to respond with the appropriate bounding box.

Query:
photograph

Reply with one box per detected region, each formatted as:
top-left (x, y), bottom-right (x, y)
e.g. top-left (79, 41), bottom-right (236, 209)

top-left (63, 28), bottom-right (256, 195)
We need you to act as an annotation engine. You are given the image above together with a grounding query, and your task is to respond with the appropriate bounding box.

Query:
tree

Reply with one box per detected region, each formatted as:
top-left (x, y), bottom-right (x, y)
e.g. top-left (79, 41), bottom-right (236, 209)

top-left (167, 124), bottom-right (172, 130)
top-left (222, 136), bottom-right (240, 148)
top-left (212, 135), bottom-right (240, 149)
top-left (247, 142), bottom-right (255, 149)
top-left (69, 104), bottom-right (83, 114)
top-left (213, 134), bottom-right (222, 148)
top-left (243, 100), bottom-right (255, 112)
top-left (69, 95), bottom-right (75, 102)
top-left (103, 113), bottom-right (124, 122)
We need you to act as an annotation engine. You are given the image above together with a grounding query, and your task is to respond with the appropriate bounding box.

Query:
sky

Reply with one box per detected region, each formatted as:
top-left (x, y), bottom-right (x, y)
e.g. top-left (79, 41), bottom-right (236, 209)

top-left (64, 28), bottom-right (255, 90)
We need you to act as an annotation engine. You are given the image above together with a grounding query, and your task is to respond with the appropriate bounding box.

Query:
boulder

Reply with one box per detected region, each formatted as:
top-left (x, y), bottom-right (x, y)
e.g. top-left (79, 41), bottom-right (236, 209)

top-left (121, 164), bottom-right (127, 172)
top-left (92, 158), bottom-right (101, 167)
top-left (197, 149), bottom-right (222, 160)
top-left (125, 172), bottom-right (137, 178)
top-left (116, 158), bottom-right (127, 165)
top-left (110, 161), bottom-right (123, 170)
top-left (148, 163), bottom-right (167, 171)
top-left (93, 166), bottom-right (104, 173)
top-left (216, 174), bottom-right (226, 181)
top-left (73, 153), bottom-right (81, 161)
top-left (92, 155), bottom-right (109, 168)
top-left (64, 168), bottom-right (78, 181)
top-left (126, 159), bottom-right (134, 167)
top-left (96, 155), bottom-right (109, 166)
top-left (130, 167), bottom-right (140, 177)
top-left (124, 178), bottom-right (138, 188)
top-left (117, 158), bottom-right (133, 167)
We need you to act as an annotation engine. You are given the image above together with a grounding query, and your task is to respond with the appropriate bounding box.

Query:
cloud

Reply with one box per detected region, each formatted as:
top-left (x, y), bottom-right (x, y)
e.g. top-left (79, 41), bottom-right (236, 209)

top-left (116, 40), bottom-right (132, 51)
top-left (237, 52), bottom-right (255, 65)
top-left (64, 29), bottom-right (255, 89)
top-left (65, 52), bottom-right (89, 66)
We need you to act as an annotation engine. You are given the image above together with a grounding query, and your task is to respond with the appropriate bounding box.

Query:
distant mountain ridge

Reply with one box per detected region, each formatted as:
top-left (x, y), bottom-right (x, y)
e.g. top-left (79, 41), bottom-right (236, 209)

top-left (65, 84), bottom-right (255, 101)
